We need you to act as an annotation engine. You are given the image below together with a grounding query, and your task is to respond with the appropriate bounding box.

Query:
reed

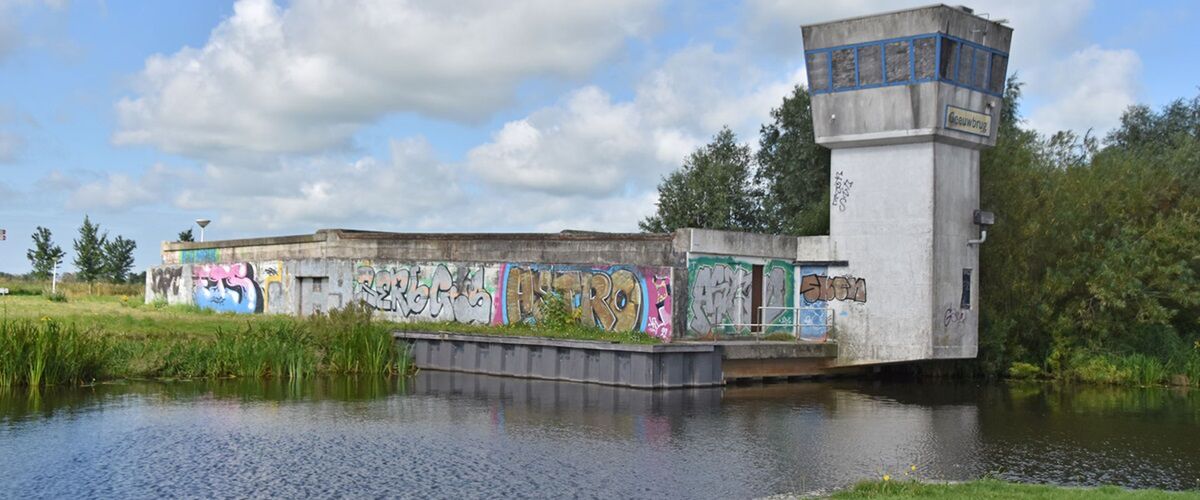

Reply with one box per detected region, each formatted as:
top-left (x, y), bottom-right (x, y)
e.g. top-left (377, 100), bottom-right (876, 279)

top-left (0, 305), bottom-right (410, 386)
top-left (0, 319), bottom-right (108, 387)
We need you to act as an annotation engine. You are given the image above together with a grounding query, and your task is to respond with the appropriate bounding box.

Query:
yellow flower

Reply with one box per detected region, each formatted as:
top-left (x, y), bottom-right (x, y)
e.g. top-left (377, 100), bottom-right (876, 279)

top-left (40, 316), bottom-right (49, 322)
top-left (911, 465), bottom-right (917, 471)
top-left (883, 475), bottom-right (891, 482)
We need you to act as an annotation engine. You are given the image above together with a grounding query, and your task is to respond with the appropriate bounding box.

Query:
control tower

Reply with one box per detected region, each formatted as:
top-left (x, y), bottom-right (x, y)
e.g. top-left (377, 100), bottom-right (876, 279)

top-left (801, 5), bottom-right (1012, 364)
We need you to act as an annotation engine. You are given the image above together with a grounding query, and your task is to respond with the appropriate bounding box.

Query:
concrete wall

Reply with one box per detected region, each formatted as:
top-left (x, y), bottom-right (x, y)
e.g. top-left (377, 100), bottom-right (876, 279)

top-left (148, 258), bottom-right (679, 341)
top-left (931, 142), bottom-right (980, 358)
top-left (827, 143), bottom-right (935, 363)
top-left (684, 254), bottom-right (796, 337)
top-left (802, 5), bottom-right (1012, 149)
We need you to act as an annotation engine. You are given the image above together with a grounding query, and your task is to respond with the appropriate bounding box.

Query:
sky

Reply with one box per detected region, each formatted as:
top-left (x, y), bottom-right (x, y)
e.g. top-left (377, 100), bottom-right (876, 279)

top-left (0, 0), bottom-right (1197, 274)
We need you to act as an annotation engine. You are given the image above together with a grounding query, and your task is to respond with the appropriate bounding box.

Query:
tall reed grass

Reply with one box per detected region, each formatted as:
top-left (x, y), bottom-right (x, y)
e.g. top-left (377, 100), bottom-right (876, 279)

top-left (0, 319), bottom-right (108, 387)
top-left (2, 303), bottom-right (411, 386)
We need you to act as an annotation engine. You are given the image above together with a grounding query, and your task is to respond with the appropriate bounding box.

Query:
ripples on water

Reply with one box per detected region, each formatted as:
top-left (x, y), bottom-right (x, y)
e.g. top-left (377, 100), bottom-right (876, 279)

top-left (0, 374), bottom-right (1197, 498)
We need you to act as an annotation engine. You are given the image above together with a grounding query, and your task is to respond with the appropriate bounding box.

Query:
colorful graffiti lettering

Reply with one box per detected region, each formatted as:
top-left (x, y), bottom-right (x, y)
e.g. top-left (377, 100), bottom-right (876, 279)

top-left (353, 262), bottom-right (672, 338)
top-left (193, 263), bottom-right (262, 314)
top-left (499, 264), bottom-right (663, 336)
top-left (799, 274), bottom-right (867, 303)
top-left (686, 257), bottom-right (795, 336)
top-left (687, 258), bottom-right (752, 335)
top-left (797, 265), bottom-right (831, 341)
top-left (763, 261), bottom-right (794, 333)
top-left (260, 261), bottom-right (286, 313)
top-left (180, 248), bottom-right (219, 264)
top-left (354, 263), bottom-right (494, 324)
top-left (150, 266), bottom-right (182, 297)
top-left (645, 274), bottom-right (673, 342)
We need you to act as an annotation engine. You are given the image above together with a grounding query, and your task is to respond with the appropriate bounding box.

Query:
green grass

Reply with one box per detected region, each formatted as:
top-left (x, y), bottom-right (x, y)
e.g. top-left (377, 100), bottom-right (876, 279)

top-left (392, 320), bottom-right (661, 345)
top-left (0, 303), bottom-right (411, 387)
top-left (831, 479), bottom-right (1199, 499)
top-left (0, 280), bottom-right (654, 386)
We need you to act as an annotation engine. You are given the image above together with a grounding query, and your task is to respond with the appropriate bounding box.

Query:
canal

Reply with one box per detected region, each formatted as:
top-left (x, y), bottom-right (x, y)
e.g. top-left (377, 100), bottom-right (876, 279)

top-left (1, 372), bottom-right (1197, 498)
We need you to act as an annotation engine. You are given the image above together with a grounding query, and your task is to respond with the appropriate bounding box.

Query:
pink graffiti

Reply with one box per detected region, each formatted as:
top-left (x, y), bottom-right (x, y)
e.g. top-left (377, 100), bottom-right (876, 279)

top-left (646, 274), bottom-right (673, 342)
top-left (195, 263), bottom-right (256, 293)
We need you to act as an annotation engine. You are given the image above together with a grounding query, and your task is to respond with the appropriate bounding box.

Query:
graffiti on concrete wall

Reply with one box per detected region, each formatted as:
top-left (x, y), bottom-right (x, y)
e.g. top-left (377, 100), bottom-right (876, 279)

top-left (193, 263), bottom-right (263, 314)
top-left (797, 265), bottom-right (831, 341)
top-left (498, 264), bottom-right (673, 340)
top-left (686, 257), bottom-right (795, 336)
top-left (943, 307), bottom-right (967, 327)
top-left (645, 274), bottom-right (673, 341)
top-left (832, 170), bottom-right (853, 212)
top-left (354, 262), bottom-right (495, 324)
top-left (150, 266), bottom-right (183, 297)
top-left (799, 274), bottom-right (867, 303)
top-left (260, 261), bottom-right (286, 313)
top-left (763, 261), bottom-right (794, 333)
top-left (180, 248), bottom-right (219, 264)
top-left (687, 257), bottom-right (752, 335)
top-left (353, 262), bottom-right (673, 339)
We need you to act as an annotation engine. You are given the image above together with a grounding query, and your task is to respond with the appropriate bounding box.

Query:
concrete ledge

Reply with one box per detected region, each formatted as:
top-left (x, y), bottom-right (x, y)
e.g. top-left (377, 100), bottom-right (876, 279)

top-left (394, 331), bottom-right (722, 389)
top-left (714, 341), bottom-right (838, 360)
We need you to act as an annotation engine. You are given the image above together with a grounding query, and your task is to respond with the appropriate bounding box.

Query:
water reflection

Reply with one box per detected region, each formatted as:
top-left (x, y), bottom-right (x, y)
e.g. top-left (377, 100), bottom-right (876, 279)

top-left (0, 375), bottom-right (1196, 498)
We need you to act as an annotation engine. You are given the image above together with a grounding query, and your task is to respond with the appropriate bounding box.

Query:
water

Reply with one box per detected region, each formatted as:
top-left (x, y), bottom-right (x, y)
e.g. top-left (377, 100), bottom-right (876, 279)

top-left (1, 373), bottom-right (1197, 498)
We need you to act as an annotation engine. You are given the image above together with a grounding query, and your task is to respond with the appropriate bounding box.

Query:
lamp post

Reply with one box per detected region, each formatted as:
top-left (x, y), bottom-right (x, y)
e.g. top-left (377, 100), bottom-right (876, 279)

top-left (51, 257), bottom-right (60, 295)
top-left (195, 218), bottom-right (211, 242)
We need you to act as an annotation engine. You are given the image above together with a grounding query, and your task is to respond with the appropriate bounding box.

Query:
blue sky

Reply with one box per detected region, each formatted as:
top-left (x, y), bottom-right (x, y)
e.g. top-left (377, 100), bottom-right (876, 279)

top-left (0, 0), bottom-right (1197, 274)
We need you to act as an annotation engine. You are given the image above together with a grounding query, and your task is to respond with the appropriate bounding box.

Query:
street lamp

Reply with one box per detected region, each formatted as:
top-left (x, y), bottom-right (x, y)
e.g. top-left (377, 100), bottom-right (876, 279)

top-left (195, 218), bottom-right (211, 242)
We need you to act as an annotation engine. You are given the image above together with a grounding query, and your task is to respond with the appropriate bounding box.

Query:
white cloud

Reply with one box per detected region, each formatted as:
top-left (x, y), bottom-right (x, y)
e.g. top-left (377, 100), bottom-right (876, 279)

top-left (466, 45), bottom-right (804, 200)
top-left (113, 0), bottom-right (660, 160)
top-left (67, 164), bottom-right (178, 211)
top-left (0, 132), bottom-right (21, 162)
top-left (79, 41), bottom-right (806, 235)
top-left (169, 137), bottom-right (465, 233)
top-left (1026, 46), bottom-right (1141, 136)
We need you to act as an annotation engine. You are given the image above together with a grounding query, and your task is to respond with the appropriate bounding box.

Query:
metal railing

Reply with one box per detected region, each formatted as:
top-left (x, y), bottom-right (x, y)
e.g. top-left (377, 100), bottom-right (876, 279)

top-left (716, 305), bottom-right (835, 343)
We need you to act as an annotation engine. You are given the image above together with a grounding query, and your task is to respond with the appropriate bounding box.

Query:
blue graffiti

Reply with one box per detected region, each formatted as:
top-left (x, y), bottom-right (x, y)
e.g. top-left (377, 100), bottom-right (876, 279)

top-left (193, 263), bottom-right (262, 314)
top-left (180, 248), bottom-right (219, 264)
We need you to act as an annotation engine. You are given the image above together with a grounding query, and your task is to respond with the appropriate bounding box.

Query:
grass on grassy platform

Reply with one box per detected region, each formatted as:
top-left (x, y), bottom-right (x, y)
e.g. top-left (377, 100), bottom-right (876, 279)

top-left (0, 281), bottom-right (662, 345)
top-left (830, 479), bottom-right (1199, 499)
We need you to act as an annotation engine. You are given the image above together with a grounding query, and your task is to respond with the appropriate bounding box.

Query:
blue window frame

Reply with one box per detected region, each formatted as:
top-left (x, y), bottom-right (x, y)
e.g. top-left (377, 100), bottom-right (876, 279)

top-left (805, 33), bottom-right (1007, 97)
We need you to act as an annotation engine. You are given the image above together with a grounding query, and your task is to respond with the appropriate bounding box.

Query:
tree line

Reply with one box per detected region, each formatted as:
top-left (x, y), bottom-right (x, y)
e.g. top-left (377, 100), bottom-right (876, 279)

top-left (643, 79), bottom-right (1200, 382)
top-left (26, 215), bottom-right (139, 288)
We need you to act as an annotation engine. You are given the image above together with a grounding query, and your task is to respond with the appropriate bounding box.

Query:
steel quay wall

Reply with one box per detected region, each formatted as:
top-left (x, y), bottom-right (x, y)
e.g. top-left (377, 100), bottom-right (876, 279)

top-left (395, 332), bottom-right (723, 389)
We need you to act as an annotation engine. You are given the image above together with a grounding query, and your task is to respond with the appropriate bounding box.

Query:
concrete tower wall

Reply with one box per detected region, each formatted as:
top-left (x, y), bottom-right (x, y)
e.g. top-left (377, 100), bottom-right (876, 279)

top-left (803, 4), bottom-right (1011, 365)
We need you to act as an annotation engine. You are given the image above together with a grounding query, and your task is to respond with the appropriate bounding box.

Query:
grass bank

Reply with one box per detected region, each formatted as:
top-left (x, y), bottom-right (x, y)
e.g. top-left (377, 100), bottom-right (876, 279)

top-left (0, 282), bottom-right (655, 386)
top-left (827, 479), bottom-right (1199, 499)
top-left (0, 306), bottom-right (410, 387)
top-left (1008, 348), bottom-right (1200, 389)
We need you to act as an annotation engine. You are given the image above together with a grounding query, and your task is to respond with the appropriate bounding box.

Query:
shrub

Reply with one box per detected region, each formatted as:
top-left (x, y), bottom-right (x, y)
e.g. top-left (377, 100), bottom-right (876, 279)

top-left (538, 291), bottom-right (579, 330)
top-left (44, 291), bottom-right (67, 303)
top-left (1006, 362), bottom-right (1041, 380)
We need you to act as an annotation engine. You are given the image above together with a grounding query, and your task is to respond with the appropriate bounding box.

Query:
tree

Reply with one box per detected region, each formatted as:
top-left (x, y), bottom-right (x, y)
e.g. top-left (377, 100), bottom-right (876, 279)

top-left (73, 215), bottom-right (108, 290)
top-left (103, 236), bottom-right (137, 283)
top-left (26, 226), bottom-right (65, 280)
top-left (178, 228), bottom-right (194, 242)
top-left (755, 85), bottom-right (832, 235)
top-left (640, 127), bottom-right (761, 233)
